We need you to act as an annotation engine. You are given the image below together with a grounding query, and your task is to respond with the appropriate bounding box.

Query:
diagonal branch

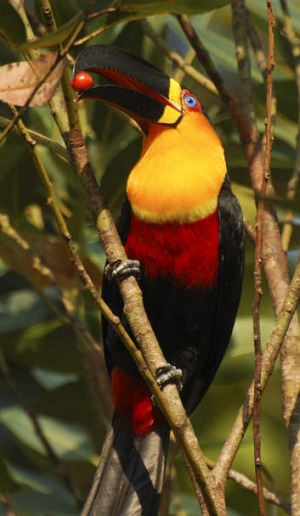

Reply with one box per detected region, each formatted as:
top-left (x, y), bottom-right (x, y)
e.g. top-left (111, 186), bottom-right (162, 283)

top-left (213, 249), bottom-right (300, 482)
top-left (205, 457), bottom-right (290, 512)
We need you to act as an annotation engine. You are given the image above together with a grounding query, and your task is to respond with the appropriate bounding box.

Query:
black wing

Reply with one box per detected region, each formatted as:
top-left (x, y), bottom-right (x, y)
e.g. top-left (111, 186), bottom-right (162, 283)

top-left (183, 174), bottom-right (244, 413)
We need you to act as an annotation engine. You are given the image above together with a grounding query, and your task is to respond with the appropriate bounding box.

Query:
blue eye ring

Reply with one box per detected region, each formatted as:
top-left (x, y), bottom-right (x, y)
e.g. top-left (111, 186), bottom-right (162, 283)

top-left (184, 95), bottom-right (197, 108)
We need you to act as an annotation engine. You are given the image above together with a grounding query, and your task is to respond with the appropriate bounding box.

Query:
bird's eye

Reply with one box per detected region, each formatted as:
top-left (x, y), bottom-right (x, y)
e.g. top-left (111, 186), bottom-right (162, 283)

top-left (184, 95), bottom-right (197, 108)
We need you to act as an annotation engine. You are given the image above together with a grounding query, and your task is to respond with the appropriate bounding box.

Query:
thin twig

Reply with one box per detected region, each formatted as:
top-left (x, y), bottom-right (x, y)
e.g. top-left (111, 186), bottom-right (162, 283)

top-left (231, 3), bottom-right (265, 510)
top-left (213, 249), bottom-right (300, 481)
top-left (85, 7), bottom-right (117, 21)
top-left (205, 457), bottom-right (290, 512)
top-left (0, 52), bottom-right (65, 144)
top-left (140, 19), bottom-right (218, 95)
top-left (0, 116), bottom-right (68, 160)
top-left (231, 0), bottom-right (255, 125)
top-left (252, 1), bottom-right (275, 512)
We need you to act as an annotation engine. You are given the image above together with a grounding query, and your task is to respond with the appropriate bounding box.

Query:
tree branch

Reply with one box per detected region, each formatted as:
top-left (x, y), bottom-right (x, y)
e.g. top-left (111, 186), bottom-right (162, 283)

top-left (205, 457), bottom-right (290, 512)
top-left (213, 249), bottom-right (300, 481)
top-left (252, 1), bottom-right (274, 512)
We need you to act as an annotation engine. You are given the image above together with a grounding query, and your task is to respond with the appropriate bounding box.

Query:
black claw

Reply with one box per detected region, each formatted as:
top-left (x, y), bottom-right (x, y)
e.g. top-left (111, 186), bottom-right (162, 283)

top-left (105, 259), bottom-right (141, 281)
top-left (155, 363), bottom-right (183, 392)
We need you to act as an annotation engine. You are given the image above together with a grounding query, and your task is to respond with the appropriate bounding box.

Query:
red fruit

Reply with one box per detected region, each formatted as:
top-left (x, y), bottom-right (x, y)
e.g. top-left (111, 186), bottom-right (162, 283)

top-left (71, 72), bottom-right (93, 92)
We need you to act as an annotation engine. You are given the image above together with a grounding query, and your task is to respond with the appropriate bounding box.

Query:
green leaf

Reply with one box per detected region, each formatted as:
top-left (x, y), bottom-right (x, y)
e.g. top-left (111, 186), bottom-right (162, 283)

top-left (32, 368), bottom-right (78, 391)
top-left (97, 0), bottom-right (229, 33)
top-left (5, 320), bottom-right (82, 374)
top-left (33, 380), bottom-right (96, 424)
top-left (0, 407), bottom-right (96, 462)
top-left (19, 12), bottom-right (83, 50)
top-left (0, 289), bottom-right (57, 334)
top-left (0, 1), bottom-right (27, 48)
top-left (7, 463), bottom-right (56, 494)
top-left (118, 0), bottom-right (230, 15)
top-left (50, 0), bottom-right (82, 24)
top-left (256, 79), bottom-right (298, 124)
top-left (6, 464), bottom-right (76, 514)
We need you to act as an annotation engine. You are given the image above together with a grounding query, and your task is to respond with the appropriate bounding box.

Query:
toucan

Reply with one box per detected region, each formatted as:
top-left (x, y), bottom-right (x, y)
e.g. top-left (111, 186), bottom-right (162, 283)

top-left (72, 45), bottom-right (244, 516)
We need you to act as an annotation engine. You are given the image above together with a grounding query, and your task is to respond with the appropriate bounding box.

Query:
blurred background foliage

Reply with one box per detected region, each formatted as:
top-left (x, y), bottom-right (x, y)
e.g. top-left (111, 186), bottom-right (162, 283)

top-left (0, 0), bottom-right (299, 514)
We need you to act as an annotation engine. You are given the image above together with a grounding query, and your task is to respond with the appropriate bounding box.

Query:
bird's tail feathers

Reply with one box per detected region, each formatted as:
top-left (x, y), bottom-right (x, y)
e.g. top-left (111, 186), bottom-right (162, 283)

top-left (81, 413), bottom-right (170, 516)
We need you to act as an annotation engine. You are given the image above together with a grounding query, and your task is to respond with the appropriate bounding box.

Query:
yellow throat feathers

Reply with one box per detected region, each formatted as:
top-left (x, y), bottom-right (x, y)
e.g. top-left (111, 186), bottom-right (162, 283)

top-left (126, 112), bottom-right (227, 224)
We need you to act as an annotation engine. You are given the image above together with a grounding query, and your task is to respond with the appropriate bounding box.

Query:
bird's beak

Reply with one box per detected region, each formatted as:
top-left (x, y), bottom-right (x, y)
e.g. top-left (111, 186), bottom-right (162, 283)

top-left (72, 45), bottom-right (183, 129)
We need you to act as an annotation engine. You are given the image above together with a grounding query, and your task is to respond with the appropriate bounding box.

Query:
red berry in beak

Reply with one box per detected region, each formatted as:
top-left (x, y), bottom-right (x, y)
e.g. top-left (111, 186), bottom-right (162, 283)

top-left (71, 71), bottom-right (93, 92)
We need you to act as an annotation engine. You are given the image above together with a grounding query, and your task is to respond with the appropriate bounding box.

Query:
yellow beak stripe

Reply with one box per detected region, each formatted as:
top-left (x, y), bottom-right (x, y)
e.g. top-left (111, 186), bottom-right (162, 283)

top-left (157, 78), bottom-right (182, 125)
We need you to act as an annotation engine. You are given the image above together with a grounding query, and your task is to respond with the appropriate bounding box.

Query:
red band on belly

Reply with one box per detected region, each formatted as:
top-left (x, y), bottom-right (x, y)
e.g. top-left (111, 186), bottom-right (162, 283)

top-left (125, 211), bottom-right (219, 289)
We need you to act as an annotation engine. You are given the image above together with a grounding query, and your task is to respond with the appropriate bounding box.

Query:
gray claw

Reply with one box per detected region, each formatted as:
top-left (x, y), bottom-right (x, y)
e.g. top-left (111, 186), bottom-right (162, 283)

top-left (105, 259), bottom-right (141, 281)
top-left (155, 363), bottom-right (183, 392)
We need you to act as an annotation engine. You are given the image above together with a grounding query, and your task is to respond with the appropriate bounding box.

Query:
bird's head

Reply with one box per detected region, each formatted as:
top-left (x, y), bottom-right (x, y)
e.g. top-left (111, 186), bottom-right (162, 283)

top-left (72, 45), bottom-right (226, 224)
top-left (71, 45), bottom-right (203, 134)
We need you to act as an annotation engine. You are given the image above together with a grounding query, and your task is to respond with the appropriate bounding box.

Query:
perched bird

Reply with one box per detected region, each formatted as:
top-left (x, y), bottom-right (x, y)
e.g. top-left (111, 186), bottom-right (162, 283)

top-left (72, 45), bottom-right (244, 516)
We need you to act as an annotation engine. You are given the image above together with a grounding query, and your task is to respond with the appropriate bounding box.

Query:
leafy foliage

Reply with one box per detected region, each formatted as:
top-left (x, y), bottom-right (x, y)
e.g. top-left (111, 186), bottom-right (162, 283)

top-left (0, 0), bottom-right (299, 515)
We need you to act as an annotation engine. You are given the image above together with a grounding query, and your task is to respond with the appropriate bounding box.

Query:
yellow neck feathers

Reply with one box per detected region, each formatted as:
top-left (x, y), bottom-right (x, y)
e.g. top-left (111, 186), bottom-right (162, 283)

top-left (126, 112), bottom-right (227, 224)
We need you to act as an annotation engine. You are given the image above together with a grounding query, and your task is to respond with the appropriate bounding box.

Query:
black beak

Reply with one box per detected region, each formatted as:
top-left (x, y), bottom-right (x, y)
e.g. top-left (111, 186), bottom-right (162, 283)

top-left (72, 45), bottom-right (183, 127)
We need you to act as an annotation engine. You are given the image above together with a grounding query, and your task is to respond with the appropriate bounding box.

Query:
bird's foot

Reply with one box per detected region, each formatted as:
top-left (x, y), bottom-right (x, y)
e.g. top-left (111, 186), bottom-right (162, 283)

top-left (105, 259), bottom-right (140, 281)
top-left (155, 363), bottom-right (183, 392)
